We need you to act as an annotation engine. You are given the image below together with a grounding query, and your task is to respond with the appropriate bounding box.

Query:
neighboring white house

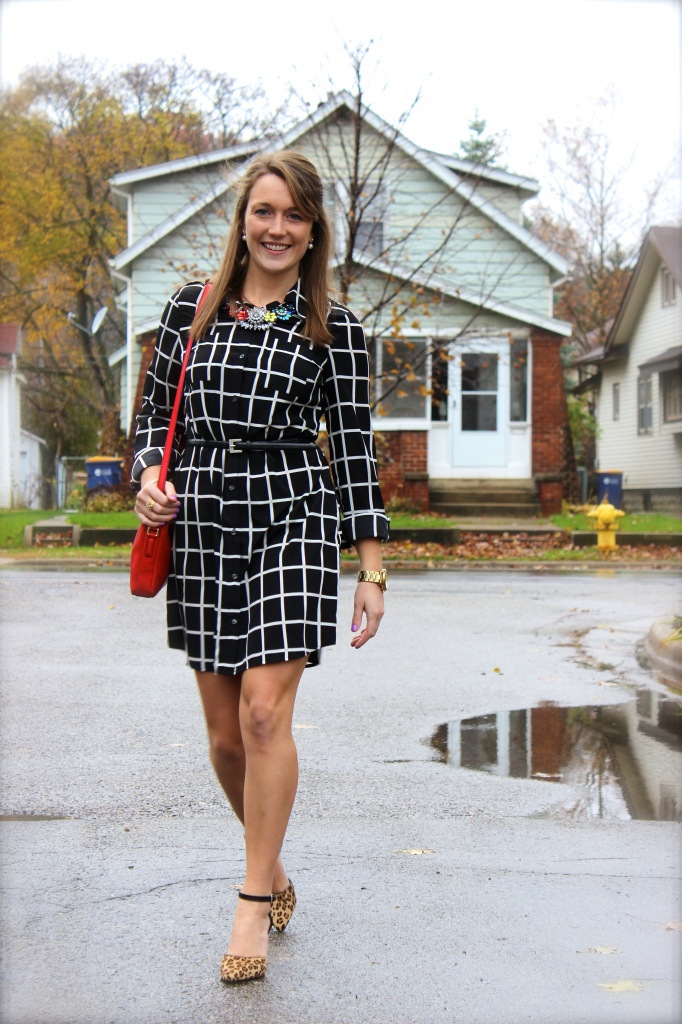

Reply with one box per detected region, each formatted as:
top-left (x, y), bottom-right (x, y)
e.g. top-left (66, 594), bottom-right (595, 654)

top-left (577, 227), bottom-right (682, 511)
top-left (0, 324), bottom-right (45, 509)
top-left (109, 92), bottom-right (573, 511)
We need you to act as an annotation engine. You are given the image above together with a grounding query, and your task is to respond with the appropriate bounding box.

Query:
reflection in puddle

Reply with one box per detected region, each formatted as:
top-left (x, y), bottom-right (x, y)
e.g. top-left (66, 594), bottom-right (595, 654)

top-left (430, 688), bottom-right (682, 821)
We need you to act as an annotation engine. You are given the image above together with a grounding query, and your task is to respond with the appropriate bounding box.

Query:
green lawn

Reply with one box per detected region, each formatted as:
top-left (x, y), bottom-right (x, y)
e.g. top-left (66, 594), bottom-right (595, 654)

top-left (387, 513), bottom-right (458, 528)
top-left (550, 511), bottom-right (682, 533)
top-left (0, 509), bottom-right (49, 547)
top-left (68, 511), bottom-right (139, 529)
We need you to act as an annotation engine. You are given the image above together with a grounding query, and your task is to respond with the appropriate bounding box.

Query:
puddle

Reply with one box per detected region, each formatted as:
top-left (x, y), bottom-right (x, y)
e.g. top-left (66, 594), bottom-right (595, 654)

top-left (430, 688), bottom-right (682, 821)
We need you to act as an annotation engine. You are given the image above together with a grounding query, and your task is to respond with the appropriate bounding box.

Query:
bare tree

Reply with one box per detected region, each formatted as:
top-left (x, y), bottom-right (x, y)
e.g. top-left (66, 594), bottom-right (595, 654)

top-left (529, 100), bottom-right (670, 353)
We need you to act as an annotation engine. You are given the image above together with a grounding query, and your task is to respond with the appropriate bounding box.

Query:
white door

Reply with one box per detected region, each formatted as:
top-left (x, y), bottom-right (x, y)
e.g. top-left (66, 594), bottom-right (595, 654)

top-left (449, 339), bottom-right (509, 468)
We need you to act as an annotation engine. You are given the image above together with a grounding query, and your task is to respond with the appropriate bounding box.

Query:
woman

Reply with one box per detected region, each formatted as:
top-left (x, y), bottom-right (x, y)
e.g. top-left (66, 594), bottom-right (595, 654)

top-left (133, 151), bottom-right (389, 983)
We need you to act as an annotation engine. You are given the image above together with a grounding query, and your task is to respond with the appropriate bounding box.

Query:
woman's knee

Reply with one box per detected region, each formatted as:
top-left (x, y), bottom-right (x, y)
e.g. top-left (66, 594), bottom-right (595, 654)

top-left (241, 696), bottom-right (285, 749)
top-left (208, 728), bottom-right (245, 765)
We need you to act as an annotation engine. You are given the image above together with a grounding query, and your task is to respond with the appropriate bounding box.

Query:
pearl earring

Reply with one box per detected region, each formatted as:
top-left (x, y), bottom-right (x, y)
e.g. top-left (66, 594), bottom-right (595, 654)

top-left (242, 233), bottom-right (246, 241)
top-left (308, 241), bottom-right (314, 250)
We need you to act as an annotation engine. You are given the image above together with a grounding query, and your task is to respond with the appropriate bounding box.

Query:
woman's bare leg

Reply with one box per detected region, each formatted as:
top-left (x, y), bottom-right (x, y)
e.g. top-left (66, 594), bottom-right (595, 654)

top-left (195, 670), bottom-right (290, 894)
top-left (227, 655), bottom-right (307, 956)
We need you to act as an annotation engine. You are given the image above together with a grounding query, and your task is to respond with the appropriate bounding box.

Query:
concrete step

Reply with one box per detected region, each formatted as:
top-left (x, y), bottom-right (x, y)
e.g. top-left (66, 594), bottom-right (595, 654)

top-left (431, 502), bottom-right (542, 517)
top-left (430, 488), bottom-right (538, 503)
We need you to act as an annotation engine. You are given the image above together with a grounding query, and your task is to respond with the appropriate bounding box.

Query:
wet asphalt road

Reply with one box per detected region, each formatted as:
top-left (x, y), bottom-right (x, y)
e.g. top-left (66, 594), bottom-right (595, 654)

top-left (0, 566), bottom-right (680, 1024)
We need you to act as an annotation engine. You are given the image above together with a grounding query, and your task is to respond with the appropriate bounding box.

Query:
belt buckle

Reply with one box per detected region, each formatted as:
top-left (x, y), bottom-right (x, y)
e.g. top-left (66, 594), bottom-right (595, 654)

top-left (228, 438), bottom-right (242, 454)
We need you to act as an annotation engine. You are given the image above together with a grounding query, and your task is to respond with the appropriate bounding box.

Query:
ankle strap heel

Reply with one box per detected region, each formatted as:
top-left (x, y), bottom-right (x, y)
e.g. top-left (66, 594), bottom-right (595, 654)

top-left (238, 891), bottom-right (274, 903)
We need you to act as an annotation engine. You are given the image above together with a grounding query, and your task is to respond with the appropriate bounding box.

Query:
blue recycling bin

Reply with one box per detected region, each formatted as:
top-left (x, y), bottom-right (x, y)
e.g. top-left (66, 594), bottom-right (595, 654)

top-left (596, 471), bottom-right (623, 509)
top-left (86, 457), bottom-right (123, 491)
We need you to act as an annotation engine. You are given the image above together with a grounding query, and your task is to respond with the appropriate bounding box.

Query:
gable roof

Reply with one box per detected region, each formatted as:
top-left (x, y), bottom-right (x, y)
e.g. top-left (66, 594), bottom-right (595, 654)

top-left (607, 226), bottom-right (682, 351)
top-left (110, 91), bottom-right (568, 279)
top-left (347, 251), bottom-right (572, 336)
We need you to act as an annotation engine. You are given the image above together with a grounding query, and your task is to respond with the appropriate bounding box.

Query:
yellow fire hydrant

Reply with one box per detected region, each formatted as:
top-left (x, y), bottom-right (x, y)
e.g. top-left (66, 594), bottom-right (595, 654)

top-left (587, 497), bottom-right (625, 549)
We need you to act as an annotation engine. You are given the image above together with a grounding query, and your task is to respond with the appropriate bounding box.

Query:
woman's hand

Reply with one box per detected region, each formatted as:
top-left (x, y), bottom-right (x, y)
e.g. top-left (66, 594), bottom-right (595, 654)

top-left (134, 467), bottom-right (179, 527)
top-left (350, 582), bottom-right (384, 649)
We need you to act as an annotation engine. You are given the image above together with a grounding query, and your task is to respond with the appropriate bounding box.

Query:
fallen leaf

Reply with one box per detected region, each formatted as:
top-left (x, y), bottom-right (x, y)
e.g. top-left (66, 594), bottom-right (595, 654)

top-left (108, 605), bottom-right (116, 610)
top-left (493, 667), bottom-right (501, 674)
top-left (598, 681), bottom-right (618, 687)
top-left (599, 980), bottom-right (643, 993)
top-left (396, 848), bottom-right (434, 855)
top-left (169, 743), bottom-right (186, 747)
top-left (293, 724), bottom-right (318, 729)
top-left (588, 946), bottom-right (620, 954)
top-left (665, 922), bottom-right (682, 931)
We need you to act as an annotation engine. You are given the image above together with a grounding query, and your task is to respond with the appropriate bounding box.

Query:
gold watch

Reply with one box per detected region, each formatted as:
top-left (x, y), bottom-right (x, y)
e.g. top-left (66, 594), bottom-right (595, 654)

top-left (357, 569), bottom-right (388, 592)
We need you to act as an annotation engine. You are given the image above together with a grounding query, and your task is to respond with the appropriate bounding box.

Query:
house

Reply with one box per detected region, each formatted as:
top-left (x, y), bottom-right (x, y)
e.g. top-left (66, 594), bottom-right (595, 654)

top-left (108, 92), bottom-right (573, 514)
top-left (0, 324), bottom-right (46, 508)
top-left (575, 227), bottom-right (682, 511)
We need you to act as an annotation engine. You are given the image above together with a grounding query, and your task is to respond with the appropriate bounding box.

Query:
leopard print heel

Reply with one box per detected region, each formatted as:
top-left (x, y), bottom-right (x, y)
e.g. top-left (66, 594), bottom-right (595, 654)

top-left (270, 879), bottom-right (296, 933)
top-left (220, 953), bottom-right (267, 983)
top-left (220, 891), bottom-right (272, 983)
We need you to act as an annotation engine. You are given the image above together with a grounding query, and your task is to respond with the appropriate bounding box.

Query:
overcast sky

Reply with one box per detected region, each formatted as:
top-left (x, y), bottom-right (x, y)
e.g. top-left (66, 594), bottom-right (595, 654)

top-left (0, 0), bottom-right (680, 223)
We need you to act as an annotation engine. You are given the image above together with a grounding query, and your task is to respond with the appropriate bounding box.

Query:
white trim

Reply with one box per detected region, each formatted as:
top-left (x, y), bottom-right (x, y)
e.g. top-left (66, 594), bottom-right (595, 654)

top-left (134, 316), bottom-right (161, 337)
top-left (427, 152), bottom-right (539, 194)
top-left (107, 344), bottom-right (127, 367)
top-left (109, 90), bottom-right (569, 279)
top-left (372, 417), bottom-right (430, 431)
top-left (20, 427), bottom-right (46, 446)
top-left (350, 252), bottom-right (573, 336)
top-left (109, 141), bottom-right (260, 188)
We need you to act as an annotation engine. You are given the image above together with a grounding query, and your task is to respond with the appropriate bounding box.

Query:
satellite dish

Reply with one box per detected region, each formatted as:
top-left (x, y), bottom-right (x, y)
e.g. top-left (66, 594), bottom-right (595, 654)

top-left (91, 307), bottom-right (108, 335)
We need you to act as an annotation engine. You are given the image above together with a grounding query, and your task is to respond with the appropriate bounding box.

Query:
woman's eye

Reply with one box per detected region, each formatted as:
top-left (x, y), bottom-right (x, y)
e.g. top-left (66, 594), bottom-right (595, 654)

top-left (255, 208), bottom-right (270, 216)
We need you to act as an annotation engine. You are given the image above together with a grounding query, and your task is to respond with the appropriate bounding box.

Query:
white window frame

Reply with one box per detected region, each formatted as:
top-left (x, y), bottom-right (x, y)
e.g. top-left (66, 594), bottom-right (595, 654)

top-left (372, 335), bottom-right (429, 423)
top-left (637, 376), bottom-right (653, 434)
top-left (662, 369), bottom-right (682, 423)
top-left (661, 266), bottom-right (677, 307)
top-left (336, 180), bottom-right (390, 259)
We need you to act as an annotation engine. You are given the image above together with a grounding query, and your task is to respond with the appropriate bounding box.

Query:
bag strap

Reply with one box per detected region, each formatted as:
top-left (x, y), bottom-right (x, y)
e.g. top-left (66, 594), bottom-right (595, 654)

top-left (156, 282), bottom-right (212, 492)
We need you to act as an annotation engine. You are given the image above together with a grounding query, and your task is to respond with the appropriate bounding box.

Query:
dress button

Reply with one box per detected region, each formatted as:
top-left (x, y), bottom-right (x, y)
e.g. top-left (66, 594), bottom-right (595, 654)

top-left (231, 529), bottom-right (237, 535)
top-left (231, 573), bottom-right (238, 580)
top-left (239, 354), bottom-right (244, 360)
top-left (228, 485), bottom-right (235, 492)
top-left (231, 396), bottom-right (238, 403)
top-left (231, 618), bottom-right (238, 625)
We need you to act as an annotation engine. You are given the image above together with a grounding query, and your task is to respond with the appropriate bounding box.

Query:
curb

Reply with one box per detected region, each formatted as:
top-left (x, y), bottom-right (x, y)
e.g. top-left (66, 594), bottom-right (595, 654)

top-left (645, 618), bottom-right (682, 687)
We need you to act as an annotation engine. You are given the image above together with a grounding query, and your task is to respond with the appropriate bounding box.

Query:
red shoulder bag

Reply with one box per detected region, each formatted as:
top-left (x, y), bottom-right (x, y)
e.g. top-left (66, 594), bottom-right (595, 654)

top-left (130, 283), bottom-right (211, 598)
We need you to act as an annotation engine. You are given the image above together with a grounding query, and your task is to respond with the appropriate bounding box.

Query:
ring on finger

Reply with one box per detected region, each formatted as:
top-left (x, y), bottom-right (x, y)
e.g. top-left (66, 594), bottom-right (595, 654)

top-left (145, 497), bottom-right (156, 511)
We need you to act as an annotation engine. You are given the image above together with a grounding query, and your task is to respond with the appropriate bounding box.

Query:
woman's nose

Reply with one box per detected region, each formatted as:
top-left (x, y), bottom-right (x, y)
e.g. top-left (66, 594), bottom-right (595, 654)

top-left (268, 215), bottom-right (286, 236)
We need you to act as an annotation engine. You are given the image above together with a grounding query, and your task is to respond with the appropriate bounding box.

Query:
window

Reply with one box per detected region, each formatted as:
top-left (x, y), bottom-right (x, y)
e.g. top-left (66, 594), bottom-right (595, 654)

top-left (337, 182), bottom-right (388, 258)
top-left (373, 338), bottom-right (427, 418)
top-left (638, 376), bottom-right (653, 434)
top-left (461, 353), bottom-right (498, 431)
top-left (663, 369), bottom-right (682, 422)
top-left (661, 266), bottom-right (677, 307)
top-left (510, 341), bottom-right (528, 422)
top-left (430, 347), bottom-right (449, 421)
top-left (612, 382), bottom-right (620, 420)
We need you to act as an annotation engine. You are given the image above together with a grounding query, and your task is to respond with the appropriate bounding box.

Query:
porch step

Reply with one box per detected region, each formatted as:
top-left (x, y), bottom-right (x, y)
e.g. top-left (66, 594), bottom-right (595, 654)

top-left (431, 502), bottom-right (542, 518)
top-left (428, 478), bottom-right (541, 518)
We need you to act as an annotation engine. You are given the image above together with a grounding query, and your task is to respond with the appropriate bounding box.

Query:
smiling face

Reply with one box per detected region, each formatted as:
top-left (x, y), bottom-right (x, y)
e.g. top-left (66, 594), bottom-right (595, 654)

top-left (242, 173), bottom-right (314, 288)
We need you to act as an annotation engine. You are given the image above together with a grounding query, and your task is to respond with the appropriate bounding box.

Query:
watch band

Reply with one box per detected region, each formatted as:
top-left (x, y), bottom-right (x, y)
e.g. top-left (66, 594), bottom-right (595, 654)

top-left (357, 569), bottom-right (388, 591)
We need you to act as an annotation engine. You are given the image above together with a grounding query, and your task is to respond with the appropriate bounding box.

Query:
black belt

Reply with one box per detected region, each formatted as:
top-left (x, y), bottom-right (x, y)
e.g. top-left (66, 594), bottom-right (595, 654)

top-left (186, 438), bottom-right (318, 454)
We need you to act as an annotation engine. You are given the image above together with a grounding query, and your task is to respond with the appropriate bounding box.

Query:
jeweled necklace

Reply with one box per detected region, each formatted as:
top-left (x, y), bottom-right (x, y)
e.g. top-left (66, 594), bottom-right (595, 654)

top-left (234, 297), bottom-right (296, 330)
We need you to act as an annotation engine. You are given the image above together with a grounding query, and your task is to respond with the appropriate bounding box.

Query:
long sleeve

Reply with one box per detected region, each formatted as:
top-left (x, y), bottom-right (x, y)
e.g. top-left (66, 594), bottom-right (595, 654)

top-left (320, 306), bottom-right (390, 548)
top-left (131, 282), bottom-right (203, 489)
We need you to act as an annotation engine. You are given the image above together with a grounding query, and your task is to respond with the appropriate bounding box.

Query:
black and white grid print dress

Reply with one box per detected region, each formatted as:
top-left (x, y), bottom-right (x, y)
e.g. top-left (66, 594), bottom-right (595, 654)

top-left (133, 280), bottom-right (389, 675)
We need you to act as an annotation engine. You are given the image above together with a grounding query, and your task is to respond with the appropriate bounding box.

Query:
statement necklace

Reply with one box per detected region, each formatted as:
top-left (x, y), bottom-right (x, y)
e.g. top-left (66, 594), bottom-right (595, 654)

top-left (235, 298), bottom-right (296, 330)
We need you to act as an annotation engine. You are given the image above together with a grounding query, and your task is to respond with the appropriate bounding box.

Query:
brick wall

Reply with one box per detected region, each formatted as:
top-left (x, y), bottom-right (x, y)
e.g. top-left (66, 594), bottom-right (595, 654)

top-left (375, 429), bottom-right (429, 510)
top-left (531, 328), bottom-right (578, 513)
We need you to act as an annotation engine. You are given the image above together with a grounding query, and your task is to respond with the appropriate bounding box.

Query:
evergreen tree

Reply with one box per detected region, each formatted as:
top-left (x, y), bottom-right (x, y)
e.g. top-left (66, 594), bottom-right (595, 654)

top-left (458, 110), bottom-right (505, 166)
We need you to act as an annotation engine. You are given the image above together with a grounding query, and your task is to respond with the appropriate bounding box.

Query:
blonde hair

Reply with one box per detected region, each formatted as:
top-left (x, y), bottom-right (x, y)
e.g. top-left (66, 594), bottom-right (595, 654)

top-left (192, 151), bottom-right (333, 346)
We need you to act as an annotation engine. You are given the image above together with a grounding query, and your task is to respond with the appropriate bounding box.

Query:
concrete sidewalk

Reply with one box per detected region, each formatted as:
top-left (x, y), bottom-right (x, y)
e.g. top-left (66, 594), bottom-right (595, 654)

top-left (1, 568), bottom-right (680, 1024)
